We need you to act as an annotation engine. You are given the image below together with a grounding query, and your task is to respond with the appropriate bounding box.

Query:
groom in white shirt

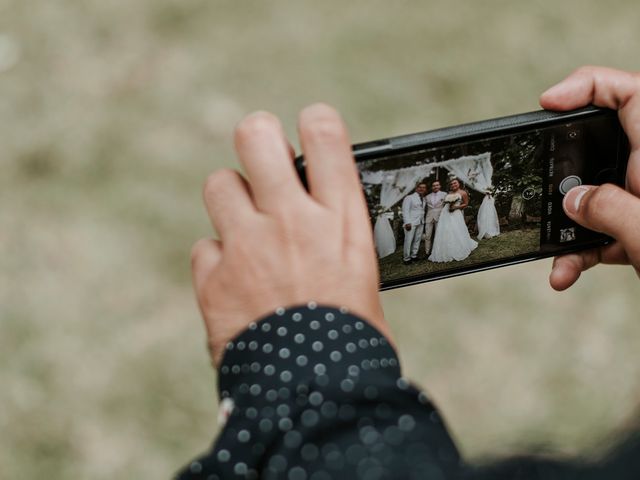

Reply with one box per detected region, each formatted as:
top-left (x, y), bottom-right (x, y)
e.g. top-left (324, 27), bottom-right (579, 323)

top-left (424, 180), bottom-right (447, 256)
top-left (401, 182), bottom-right (427, 265)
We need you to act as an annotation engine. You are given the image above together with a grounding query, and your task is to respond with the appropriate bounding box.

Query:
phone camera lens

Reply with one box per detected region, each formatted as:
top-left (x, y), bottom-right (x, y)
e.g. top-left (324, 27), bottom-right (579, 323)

top-left (567, 131), bottom-right (578, 140)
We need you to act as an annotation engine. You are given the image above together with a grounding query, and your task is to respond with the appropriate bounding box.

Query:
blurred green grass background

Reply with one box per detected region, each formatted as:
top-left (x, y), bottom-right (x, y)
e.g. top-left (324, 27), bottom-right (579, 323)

top-left (2, 1), bottom-right (640, 478)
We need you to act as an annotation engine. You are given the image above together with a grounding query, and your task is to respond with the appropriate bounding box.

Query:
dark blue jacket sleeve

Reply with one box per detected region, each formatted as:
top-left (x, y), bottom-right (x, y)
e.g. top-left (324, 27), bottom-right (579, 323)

top-left (176, 304), bottom-right (462, 479)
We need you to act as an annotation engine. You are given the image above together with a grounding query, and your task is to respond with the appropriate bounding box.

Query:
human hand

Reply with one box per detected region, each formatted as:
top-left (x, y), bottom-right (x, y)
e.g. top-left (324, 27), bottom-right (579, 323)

top-left (190, 104), bottom-right (392, 366)
top-left (540, 66), bottom-right (640, 290)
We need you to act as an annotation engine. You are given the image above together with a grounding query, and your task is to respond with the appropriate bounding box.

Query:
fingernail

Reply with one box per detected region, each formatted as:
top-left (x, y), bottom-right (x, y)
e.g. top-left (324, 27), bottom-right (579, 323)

top-left (563, 186), bottom-right (591, 215)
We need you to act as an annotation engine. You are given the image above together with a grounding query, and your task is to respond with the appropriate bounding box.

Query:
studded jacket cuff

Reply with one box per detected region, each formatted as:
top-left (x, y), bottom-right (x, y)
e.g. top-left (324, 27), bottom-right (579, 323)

top-left (217, 304), bottom-right (400, 404)
top-left (177, 304), bottom-right (461, 479)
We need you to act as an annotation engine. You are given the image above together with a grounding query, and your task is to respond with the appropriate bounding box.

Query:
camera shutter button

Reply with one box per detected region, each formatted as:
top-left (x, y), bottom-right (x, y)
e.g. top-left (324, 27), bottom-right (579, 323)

top-left (559, 175), bottom-right (582, 195)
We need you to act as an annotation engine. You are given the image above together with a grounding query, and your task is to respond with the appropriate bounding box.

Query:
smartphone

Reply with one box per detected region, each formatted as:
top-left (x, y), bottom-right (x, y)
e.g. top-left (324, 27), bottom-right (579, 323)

top-left (295, 106), bottom-right (629, 290)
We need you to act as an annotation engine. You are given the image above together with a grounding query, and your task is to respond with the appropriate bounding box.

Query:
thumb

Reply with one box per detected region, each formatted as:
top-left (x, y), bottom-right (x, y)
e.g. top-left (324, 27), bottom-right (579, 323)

top-left (563, 184), bottom-right (640, 248)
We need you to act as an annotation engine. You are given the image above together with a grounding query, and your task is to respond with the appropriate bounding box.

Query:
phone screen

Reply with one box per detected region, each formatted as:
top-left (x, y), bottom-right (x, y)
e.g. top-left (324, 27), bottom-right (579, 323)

top-left (357, 114), bottom-right (626, 289)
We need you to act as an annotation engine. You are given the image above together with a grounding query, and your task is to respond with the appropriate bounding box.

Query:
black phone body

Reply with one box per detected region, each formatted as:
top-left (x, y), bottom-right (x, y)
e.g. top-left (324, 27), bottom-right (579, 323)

top-left (296, 106), bottom-right (629, 290)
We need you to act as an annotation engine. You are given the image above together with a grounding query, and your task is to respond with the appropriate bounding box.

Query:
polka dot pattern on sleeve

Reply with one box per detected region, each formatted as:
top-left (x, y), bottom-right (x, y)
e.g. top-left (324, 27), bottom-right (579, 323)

top-left (175, 305), bottom-right (461, 480)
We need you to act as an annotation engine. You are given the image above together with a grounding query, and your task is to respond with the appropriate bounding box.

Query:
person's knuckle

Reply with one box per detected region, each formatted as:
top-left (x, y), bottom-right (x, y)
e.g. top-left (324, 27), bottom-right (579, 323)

top-left (346, 232), bottom-right (374, 253)
top-left (583, 184), bottom-right (620, 219)
top-left (235, 111), bottom-right (279, 141)
top-left (596, 183), bottom-right (622, 203)
top-left (300, 104), bottom-right (345, 142)
top-left (574, 65), bottom-right (598, 77)
top-left (308, 118), bottom-right (345, 143)
top-left (190, 238), bottom-right (210, 267)
top-left (203, 169), bottom-right (238, 200)
top-left (279, 204), bottom-right (302, 222)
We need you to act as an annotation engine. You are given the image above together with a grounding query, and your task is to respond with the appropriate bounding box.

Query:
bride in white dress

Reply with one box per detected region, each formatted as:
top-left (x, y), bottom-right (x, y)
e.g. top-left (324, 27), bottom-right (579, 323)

top-left (428, 178), bottom-right (478, 262)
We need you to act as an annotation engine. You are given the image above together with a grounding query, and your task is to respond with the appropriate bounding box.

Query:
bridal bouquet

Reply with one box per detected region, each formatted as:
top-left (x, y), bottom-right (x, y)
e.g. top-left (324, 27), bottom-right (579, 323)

top-left (443, 193), bottom-right (461, 206)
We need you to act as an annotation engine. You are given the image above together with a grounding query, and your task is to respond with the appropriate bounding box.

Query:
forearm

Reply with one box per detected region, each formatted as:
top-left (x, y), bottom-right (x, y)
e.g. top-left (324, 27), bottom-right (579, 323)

top-left (176, 305), bottom-right (461, 479)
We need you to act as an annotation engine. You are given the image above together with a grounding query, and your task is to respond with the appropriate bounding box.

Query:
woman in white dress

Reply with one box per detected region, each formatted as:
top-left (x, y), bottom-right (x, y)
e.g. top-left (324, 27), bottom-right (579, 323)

top-left (428, 178), bottom-right (478, 262)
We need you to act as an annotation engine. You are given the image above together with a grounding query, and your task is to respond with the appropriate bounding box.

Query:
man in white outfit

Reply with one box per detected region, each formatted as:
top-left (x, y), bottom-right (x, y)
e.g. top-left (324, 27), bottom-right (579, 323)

top-left (424, 180), bottom-right (448, 256)
top-left (401, 182), bottom-right (427, 264)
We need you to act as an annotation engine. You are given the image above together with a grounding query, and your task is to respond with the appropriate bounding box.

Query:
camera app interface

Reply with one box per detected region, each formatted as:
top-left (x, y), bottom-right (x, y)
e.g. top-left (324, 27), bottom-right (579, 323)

top-left (358, 116), bottom-right (621, 286)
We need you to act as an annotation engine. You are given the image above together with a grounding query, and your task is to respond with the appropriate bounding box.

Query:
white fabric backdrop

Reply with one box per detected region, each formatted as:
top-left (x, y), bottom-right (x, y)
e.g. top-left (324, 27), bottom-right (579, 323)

top-left (477, 196), bottom-right (500, 239)
top-left (439, 153), bottom-right (501, 239)
top-left (361, 167), bottom-right (434, 257)
top-left (360, 152), bottom-right (500, 258)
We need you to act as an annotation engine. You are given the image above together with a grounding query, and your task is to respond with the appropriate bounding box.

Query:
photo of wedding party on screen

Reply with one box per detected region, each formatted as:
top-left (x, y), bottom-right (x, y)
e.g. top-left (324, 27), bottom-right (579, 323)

top-left (358, 129), bottom-right (546, 283)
